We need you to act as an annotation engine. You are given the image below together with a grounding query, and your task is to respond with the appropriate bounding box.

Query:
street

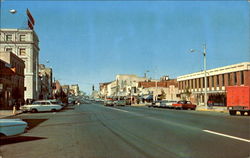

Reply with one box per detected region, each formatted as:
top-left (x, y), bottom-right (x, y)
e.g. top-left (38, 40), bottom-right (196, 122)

top-left (0, 103), bottom-right (249, 158)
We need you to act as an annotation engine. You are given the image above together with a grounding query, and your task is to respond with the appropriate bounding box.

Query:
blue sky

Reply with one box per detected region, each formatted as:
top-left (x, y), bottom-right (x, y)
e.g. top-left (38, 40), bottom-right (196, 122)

top-left (1, 1), bottom-right (249, 94)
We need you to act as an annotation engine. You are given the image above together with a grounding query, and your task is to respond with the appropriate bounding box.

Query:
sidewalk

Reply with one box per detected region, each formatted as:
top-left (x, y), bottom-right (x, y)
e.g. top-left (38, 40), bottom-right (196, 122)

top-left (131, 103), bottom-right (228, 113)
top-left (0, 110), bottom-right (23, 119)
top-left (196, 106), bottom-right (228, 113)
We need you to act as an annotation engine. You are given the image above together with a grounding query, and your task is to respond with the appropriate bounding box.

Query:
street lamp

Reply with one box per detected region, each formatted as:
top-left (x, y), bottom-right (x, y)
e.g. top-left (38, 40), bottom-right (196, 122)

top-left (9, 9), bottom-right (17, 14)
top-left (190, 44), bottom-right (208, 108)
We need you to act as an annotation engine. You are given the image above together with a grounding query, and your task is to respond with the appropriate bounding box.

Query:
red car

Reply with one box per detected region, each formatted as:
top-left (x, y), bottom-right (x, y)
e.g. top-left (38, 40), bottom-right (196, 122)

top-left (172, 100), bottom-right (196, 110)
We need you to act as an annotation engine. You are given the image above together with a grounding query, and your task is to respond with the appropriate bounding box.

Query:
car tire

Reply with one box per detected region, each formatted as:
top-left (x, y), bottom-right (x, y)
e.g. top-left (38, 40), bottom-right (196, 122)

top-left (31, 109), bottom-right (38, 113)
top-left (51, 109), bottom-right (57, 112)
top-left (229, 110), bottom-right (236, 115)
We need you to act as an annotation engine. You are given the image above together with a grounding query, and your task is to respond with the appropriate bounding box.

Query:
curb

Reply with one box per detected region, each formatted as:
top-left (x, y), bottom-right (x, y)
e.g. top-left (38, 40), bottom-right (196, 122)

top-left (196, 109), bottom-right (228, 113)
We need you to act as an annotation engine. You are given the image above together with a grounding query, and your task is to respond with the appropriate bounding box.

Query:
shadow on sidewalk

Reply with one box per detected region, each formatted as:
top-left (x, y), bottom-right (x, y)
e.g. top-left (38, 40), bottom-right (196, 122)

top-left (0, 136), bottom-right (47, 146)
top-left (22, 119), bottom-right (48, 130)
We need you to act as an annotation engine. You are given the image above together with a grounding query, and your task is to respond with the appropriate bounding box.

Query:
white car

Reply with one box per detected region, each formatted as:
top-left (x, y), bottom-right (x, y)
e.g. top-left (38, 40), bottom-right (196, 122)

top-left (160, 100), bottom-right (178, 108)
top-left (0, 119), bottom-right (28, 138)
top-left (20, 100), bottom-right (62, 113)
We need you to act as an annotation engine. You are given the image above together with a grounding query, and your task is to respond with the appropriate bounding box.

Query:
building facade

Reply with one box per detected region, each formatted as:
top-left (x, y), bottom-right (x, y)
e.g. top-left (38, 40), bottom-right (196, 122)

top-left (38, 64), bottom-right (53, 99)
top-left (138, 78), bottom-right (179, 101)
top-left (70, 84), bottom-right (79, 96)
top-left (177, 62), bottom-right (250, 106)
top-left (0, 51), bottom-right (25, 109)
top-left (0, 29), bottom-right (40, 100)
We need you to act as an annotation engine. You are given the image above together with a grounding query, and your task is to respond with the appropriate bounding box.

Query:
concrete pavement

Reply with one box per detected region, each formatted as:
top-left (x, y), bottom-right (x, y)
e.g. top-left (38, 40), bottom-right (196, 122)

top-left (1, 103), bottom-right (249, 158)
top-left (0, 110), bottom-right (23, 119)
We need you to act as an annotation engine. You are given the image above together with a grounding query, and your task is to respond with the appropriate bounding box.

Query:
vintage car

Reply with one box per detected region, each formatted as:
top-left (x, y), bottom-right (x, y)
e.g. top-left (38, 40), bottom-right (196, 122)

top-left (104, 100), bottom-right (114, 106)
top-left (172, 100), bottom-right (196, 110)
top-left (20, 100), bottom-right (63, 113)
top-left (114, 100), bottom-right (126, 106)
top-left (0, 119), bottom-right (28, 138)
top-left (159, 100), bottom-right (178, 108)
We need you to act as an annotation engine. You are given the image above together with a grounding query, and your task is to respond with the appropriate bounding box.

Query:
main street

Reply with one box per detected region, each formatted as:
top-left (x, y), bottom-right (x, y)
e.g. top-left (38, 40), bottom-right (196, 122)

top-left (1, 103), bottom-right (249, 158)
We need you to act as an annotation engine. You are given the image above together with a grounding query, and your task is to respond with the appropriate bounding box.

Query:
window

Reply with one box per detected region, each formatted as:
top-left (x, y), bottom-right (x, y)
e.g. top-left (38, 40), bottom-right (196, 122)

top-left (212, 76), bottom-right (214, 87)
top-left (199, 78), bottom-right (201, 88)
top-left (240, 71), bottom-right (244, 85)
top-left (20, 48), bottom-right (26, 56)
top-left (203, 77), bottom-right (205, 88)
top-left (6, 34), bottom-right (12, 41)
top-left (234, 72), bottom-right (237, 85)
top-left (6, 48), bottom-right (13, 52)
top-left (20, 35), bottom-right (26, 41)
top-left (207, 77), bottom-right (209, 87)
top-left (228, 73), bottom-right (231, 86)
top-left (216, 75), bottom-right (219, 86)
top-left (222, 74), bottom-right (224, 86)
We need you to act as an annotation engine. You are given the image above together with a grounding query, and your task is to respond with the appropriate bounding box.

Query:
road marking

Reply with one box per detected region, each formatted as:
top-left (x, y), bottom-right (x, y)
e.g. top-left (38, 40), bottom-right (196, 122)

top-left (107, 107), bottom-right (129, 113)
top-left (203, 130), bottom-right (250, 143)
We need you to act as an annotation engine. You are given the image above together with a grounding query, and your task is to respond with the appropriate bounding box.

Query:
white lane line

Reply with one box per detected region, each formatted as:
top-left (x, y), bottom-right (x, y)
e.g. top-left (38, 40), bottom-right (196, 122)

top-left (203, 130), bottom-right (250, 143)
top-left (107, 107), bottom-right (129, 113)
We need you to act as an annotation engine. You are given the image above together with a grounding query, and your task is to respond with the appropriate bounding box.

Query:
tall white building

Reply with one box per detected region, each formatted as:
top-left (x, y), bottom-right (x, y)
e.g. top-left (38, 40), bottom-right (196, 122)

top-left (0, 29), bottom-right (40, 100)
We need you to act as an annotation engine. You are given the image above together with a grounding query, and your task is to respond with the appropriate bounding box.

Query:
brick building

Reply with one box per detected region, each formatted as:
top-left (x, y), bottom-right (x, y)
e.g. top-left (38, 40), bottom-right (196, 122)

top-left (0, 51), bottom-right (25, 109)
top-left (177, 62), bottom-right (250, 106)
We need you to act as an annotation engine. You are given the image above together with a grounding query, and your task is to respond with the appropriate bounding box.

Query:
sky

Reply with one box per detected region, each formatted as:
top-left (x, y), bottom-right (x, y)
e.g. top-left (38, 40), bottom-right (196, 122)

top-left (1, 0), bottom-right (249, 94)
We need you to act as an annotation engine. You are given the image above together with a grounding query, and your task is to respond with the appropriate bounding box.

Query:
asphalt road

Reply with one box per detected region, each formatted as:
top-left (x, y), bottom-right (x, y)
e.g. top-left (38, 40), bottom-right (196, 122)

top-left (0, 103), bottom-right (249, 158)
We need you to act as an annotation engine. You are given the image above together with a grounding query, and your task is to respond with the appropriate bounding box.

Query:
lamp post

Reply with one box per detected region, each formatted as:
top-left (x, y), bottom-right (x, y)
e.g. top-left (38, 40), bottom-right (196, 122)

top-left (190, 44), bottom-right (207, 108)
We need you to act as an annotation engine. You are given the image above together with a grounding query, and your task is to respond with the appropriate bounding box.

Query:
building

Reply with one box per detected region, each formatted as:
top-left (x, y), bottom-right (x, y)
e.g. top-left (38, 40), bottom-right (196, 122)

top-left (99, 82), bottom-right (111, 99)
top-left (0, 51), bottom-right (25, 109)
top-left (61, 85), bottom-right (70, 96)
top-left (177, 62), bottom-right (250, 106)
top-left (70, 84), bottom-right (79, 96)
top-left (0, 29), bottom-right (40, 100)
top-left (115, 74), bottom-right (148, 97)
top-left (38, 64), bottom-right (53, 99)
top-left (138, 77), bottom-right (179, 102)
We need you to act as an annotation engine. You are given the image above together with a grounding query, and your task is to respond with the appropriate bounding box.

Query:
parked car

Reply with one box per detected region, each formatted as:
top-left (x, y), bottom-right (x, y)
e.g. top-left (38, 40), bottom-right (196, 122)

top-left (160, 100), bottom-right (178, 108)
top-left (114, 100), bottom-right (126, 106)
top-left (104, 100), bottom-right (114, 106)
top-left (149, 101), bottom-right (161, 108)
top-left (20, 100), bottom-right (63, 113)
top-left (172, 100), bottom-right (196, 110)
top-left (0, 119), bottom-right (28, 138)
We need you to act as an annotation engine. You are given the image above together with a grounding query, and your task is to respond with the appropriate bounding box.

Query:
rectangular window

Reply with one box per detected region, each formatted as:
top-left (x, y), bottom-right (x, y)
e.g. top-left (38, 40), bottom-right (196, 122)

top-left (199, 78), bottom-right (201, 88)
top-left (216, 75), bottom-right (219, 86)
top-left (207, 77), bottom-right (209, 87)
top-left (6, 35), bottom-right (12, 41)
top-left (228, 73), bottom-right (231, 86)
top-left (190, 80), bottom-right (193, 89)
top-left (6, 48), bottom-right (13, 52)
top-left (234, 72), bottom-right (237, 85)
top-left (20, 48), bottom-right (26, 56)
top-left (222, 74), bottom-right (224, 86)
top-left (240, 71), bottom-right (244, 85)
top-left (212, 76), bottom-right (214, 87)
top-left (203, 78), bottom-right (205, 88)
top-left (20, 35), bottom-right (26, 41)
top-left (195, 79), bottom-right (197, 89)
